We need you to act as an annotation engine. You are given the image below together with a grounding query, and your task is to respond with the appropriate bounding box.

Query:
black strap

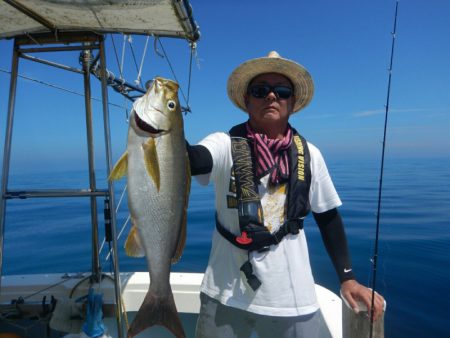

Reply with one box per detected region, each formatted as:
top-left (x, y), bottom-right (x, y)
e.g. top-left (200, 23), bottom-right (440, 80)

top-left (216, 216), bottom-right (304, 291)
top-left (215, 214), bottom-right (304, 252)
top-left (215, 214), bottom-right (249, 250)
top-left (240, 261), bottom-right (261, 291)
top-left (287, 130), bottom-right (311, 220)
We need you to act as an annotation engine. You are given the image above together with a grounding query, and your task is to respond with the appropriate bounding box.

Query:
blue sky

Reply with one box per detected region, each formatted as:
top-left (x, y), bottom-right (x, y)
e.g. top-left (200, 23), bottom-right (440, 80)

top-left (1, 0), bottom-right (449, 174)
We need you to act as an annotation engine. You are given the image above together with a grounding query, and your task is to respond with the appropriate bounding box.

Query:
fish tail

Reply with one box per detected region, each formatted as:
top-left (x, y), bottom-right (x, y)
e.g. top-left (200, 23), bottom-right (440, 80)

top-left (127, 289), bottom-right (185, 338)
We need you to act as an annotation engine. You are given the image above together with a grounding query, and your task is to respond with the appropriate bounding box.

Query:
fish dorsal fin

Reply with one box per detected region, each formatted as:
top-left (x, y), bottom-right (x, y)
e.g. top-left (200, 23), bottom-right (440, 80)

top-left (124, 222), bottom-right (145, 257)
top-left (109, 152), bottom-right (128, 181)
top-left (171, 155), bottom-right (191, 264)
top-left (142, 138), bottom-right (160, 192)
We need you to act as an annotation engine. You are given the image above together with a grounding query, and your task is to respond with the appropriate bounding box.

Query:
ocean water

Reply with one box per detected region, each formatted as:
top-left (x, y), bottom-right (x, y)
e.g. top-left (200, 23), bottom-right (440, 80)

top-left (2, 157), bottom-right (450, 338)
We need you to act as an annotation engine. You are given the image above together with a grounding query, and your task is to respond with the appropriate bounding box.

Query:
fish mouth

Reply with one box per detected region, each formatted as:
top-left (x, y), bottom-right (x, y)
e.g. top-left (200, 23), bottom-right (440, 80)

top-left (134, 111), bottom-right (166, 135)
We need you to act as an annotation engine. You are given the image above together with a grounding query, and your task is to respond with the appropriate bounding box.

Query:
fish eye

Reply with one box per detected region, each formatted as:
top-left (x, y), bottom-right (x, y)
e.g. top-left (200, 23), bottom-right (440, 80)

top-left (167, 100), bottom-right (176, 110)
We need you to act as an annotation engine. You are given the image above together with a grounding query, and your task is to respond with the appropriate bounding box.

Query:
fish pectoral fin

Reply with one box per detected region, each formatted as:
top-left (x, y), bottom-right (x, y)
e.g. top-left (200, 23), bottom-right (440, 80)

top-left (124, 224), bottom-right (145, 257)
top-left (109, 151), bottom-right (128, 181)
top-left (142, 138), bottom-right (160, 192)
top-left (171, 155), bottom-right (191, 264)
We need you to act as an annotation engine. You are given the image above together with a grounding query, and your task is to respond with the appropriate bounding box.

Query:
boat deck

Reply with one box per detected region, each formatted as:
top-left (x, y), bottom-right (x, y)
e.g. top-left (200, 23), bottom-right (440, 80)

top-left (0, 272), bottom-right (342, 337)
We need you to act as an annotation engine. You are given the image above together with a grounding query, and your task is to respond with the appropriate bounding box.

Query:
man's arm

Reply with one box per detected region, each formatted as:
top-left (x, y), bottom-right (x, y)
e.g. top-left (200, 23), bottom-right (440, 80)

top-left (313, 208), bottom-right (355, 283)
top-left (313, 208), bottom-right (385, 320)
top-left (186, 142), bottom-right (213, 176)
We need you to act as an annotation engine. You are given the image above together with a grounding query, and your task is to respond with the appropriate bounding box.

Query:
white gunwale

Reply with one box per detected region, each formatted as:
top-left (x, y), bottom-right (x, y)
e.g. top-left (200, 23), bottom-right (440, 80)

top-left (0, 272), bottom-right (342, 337)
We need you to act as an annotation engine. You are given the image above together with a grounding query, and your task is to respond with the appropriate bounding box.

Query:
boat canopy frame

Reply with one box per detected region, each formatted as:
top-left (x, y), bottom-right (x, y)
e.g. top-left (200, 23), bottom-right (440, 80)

top-left (0, 31), bottom-right (126, 338)
top-left (0, 1), bottom-right (200, 336)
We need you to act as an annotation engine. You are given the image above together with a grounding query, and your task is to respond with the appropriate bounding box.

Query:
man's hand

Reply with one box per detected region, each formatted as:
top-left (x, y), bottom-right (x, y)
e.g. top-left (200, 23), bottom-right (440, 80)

top-left (341, 279), bottom-right (385, 322)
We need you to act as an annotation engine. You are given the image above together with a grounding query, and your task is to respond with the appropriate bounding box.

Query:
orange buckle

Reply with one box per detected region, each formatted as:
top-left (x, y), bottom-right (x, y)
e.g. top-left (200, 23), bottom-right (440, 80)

top-left (236, 231), bottom-right (253, 245)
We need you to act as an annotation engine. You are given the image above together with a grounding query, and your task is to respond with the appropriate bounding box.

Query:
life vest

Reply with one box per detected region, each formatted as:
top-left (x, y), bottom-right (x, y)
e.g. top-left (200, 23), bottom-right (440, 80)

top-left (215, 123), bottom-right (312, 290)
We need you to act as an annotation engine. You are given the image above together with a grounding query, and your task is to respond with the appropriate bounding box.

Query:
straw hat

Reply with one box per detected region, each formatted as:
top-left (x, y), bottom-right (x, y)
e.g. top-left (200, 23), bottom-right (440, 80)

top-left (227, 51), bottom-right (314, 114)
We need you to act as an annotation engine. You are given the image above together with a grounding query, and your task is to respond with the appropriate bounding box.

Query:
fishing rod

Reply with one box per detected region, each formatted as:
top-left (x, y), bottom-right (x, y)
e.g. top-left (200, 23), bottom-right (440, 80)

top-left (370, 1), bottom-right (399, 336)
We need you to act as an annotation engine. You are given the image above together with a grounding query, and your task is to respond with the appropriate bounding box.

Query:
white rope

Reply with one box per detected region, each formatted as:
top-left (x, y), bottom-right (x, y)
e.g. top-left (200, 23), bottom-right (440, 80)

top-left (109, 34), bottom-right (124, 81)
top-left (192, 41), bottom-right (202, 70)
top-left (105, 214), bottom-right (131, 262)
top-left (98, 184), bottom-right (128, 255)
top-left (136, 35), bottom-right (150, 85)
top-left (124, 95), bottom-right (130, 123)
top-left (120, 34), bottom-right (127, 80)
top-left (115, 184), bottom-right (128, 214)
top-left (127, 35), bottom-right (142, 86)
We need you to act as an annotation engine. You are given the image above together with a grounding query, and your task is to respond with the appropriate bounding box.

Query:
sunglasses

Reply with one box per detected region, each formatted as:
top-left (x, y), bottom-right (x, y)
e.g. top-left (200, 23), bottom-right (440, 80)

top-left (248, 84), bottom-right (293, 100)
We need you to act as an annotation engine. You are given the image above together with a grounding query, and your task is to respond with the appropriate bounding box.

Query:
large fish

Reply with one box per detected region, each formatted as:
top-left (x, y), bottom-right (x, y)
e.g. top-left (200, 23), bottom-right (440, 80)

top-left (110, 77), bottom-right (190, 338)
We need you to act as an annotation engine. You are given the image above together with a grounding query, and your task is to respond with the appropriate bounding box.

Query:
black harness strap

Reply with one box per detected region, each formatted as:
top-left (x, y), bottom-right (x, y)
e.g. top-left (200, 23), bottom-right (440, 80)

top-left (216, 123), bottom-right (312, 290)
top-left (216, 214), bottom-right (304, 251)
top-left (287, 132), bottom-right (312, 220)
top-left (230, 135), bottom-right (264, 228)
top-left (216, 218), bottom-right (306, 291)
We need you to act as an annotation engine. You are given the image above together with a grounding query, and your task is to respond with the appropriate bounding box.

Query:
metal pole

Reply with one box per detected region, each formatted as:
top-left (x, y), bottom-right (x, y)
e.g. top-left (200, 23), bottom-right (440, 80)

top-left (5, 189), bottom-right (109, 199)
top-left (81, 47), bottom-right (101, 283)
top-left (18, 45), bottom-right (98, 53)
top-left (0, 41), bottom-right (20, 291)
top-left (20, 53), bottom-right (84, 74)
top-left (99, 37), bottom-right (124, 338)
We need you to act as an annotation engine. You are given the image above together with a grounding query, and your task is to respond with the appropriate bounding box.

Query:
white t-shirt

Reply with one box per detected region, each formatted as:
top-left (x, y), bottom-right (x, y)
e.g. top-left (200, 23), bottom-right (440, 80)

top-left (196, 132), bottom-right (342, 317)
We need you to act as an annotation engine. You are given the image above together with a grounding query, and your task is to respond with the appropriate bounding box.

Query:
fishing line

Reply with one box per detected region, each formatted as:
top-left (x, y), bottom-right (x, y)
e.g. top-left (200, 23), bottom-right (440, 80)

top-left (157, 37), bottom-right (192, 111)
top-left (17, 274), bottom-right (81, 301)
top-left (370, 1), bottom-right (399, 336)
top-left (0, 68), bottom-right (126, 110)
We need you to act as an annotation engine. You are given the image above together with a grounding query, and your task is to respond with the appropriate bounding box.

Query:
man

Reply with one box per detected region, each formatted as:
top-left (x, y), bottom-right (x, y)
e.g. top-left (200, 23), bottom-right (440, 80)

top-left (188, 51), bottom-right (385, 338)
